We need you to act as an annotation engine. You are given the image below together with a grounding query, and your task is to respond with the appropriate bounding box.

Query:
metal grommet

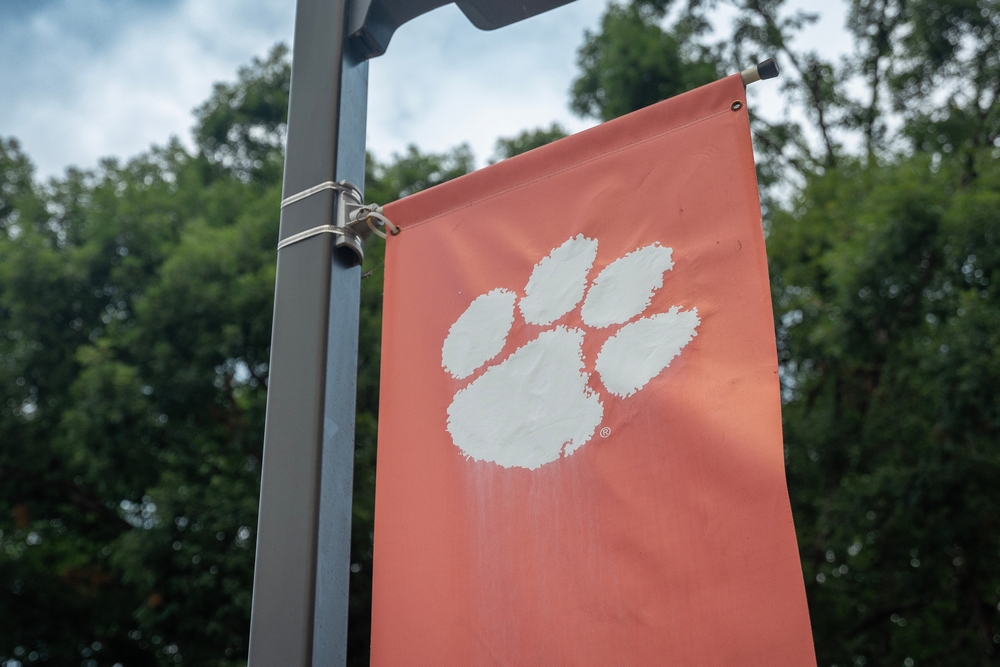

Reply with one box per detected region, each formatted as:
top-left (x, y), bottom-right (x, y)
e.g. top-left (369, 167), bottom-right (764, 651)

top-left (731, 101), bottom-right (743, 111)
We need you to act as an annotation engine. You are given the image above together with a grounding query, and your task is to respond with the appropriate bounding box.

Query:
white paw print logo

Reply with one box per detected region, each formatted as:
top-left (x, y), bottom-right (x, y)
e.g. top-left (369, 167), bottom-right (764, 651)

top-left (442, 235), bottom-right (700, 470)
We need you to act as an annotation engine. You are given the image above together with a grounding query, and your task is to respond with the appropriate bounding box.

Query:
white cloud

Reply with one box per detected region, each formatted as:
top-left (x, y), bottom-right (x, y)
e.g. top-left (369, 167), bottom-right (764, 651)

top-left (1, 0), bottom-right (293, 177)
top-left (367, 0), bottom-right (605, 164)
top-left (0, 0), bottom-right (854, 179)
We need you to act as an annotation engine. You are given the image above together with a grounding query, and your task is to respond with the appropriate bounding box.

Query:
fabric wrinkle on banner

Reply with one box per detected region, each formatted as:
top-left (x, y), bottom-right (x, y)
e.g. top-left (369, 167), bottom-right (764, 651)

top-left (371, 74), bottom-right (817, 666)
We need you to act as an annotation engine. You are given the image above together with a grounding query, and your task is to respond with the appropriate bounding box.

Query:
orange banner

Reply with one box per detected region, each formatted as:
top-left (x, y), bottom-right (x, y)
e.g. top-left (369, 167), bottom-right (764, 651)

top-left (372, 74), bottom-right (815, 666)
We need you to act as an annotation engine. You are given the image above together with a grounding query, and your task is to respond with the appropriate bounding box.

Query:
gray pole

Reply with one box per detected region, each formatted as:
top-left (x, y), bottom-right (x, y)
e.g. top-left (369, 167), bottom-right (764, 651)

top-left (248, 1), bottom-right (584, 664)
top-left (247, 0), bottom-right (367, 664)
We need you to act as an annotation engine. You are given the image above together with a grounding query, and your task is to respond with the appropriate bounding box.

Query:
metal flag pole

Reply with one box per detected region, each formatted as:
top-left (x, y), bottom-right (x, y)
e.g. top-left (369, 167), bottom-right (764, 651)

top-left (248, 1), bottom-right (578, 665)
top-left (247, 0), bottom-right (367, 664)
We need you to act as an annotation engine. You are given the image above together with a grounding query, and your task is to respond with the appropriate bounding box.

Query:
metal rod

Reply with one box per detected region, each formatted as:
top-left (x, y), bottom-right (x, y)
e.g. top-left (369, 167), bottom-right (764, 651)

top-left (741, 57), bottom-right (780, 86)
top-left (247, 0), bottom-right (366, 663)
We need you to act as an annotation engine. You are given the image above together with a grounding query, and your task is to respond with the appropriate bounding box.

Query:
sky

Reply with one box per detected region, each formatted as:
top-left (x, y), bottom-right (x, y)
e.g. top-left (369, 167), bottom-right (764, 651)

top-left (0, 0), bottom-right (853, 180)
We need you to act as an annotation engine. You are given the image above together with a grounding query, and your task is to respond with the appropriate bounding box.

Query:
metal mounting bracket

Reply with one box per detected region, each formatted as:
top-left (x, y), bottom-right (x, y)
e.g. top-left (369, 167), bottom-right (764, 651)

top-left (277, 180), bottom-right (397, 265)
top-left (336, 182), bottom-right (399, 264)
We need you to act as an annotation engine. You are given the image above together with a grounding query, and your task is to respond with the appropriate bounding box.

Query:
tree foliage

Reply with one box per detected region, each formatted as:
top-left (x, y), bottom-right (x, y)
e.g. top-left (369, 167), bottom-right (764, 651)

top-left (571, 0), bottom-right (1000, 663)
top-left (571, 0), bottom-right (721, 121)
top-left (193, 45), bottom-right (291, 184)
top-left (0, 50), bottom-right (473, 666)
top-left (3, 0), bottom-right (999, 665)
top-left (774, 155), bottom-right (1000, 664)
top-left (490, 123), bottom-right (569, 162)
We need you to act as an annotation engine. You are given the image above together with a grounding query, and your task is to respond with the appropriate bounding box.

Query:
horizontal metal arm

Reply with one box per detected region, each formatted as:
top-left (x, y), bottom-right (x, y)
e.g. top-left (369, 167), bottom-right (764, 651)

top-left (347, 0), bottom-right (575, 60)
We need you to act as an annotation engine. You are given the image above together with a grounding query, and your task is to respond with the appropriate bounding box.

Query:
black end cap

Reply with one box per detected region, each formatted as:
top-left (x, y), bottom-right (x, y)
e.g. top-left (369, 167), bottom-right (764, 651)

top-left (757, 58), bottom-right (779, 80)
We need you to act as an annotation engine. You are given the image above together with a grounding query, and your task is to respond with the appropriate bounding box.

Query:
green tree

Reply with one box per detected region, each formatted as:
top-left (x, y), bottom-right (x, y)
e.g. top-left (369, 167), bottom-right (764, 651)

top-left (0, 47), bottom-right (473, 666)
top-left (194, 45), bottom-right (291, 184)
top-left (773, 153), bottom-right (1000, 665)
top-left (575, 0), bottom-right (1000, 663)
top-left (490, 123), bottom-right (569, 162)
top-left (5, 0), bottom-right (999, 664)
top-left (0, 125), bottom-right (278, 665)
top-left (571, 0), bottom-right (721, 121)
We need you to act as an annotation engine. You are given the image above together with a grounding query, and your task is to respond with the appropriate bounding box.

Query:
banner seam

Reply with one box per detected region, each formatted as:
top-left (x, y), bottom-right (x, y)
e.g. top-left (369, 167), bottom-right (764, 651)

top-left (395, 105), bottom-right (734, 234)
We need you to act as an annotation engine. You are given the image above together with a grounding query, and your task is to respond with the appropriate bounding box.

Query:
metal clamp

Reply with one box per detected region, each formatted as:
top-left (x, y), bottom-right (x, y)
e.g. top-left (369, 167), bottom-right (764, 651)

top-left (277, 180), bottom-right (397, 265)
top-left (280, 180), bottom-right (362, 209)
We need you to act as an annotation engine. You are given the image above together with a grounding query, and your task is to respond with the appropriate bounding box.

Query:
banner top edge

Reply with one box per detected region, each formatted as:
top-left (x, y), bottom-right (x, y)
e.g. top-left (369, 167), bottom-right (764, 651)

top-left (383, 74), bottom-right (747, 232)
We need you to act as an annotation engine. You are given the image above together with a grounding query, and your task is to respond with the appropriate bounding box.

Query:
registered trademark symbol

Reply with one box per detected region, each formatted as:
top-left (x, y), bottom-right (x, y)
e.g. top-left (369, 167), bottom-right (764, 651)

top-left (600, 427), bottom-right (611, 438)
